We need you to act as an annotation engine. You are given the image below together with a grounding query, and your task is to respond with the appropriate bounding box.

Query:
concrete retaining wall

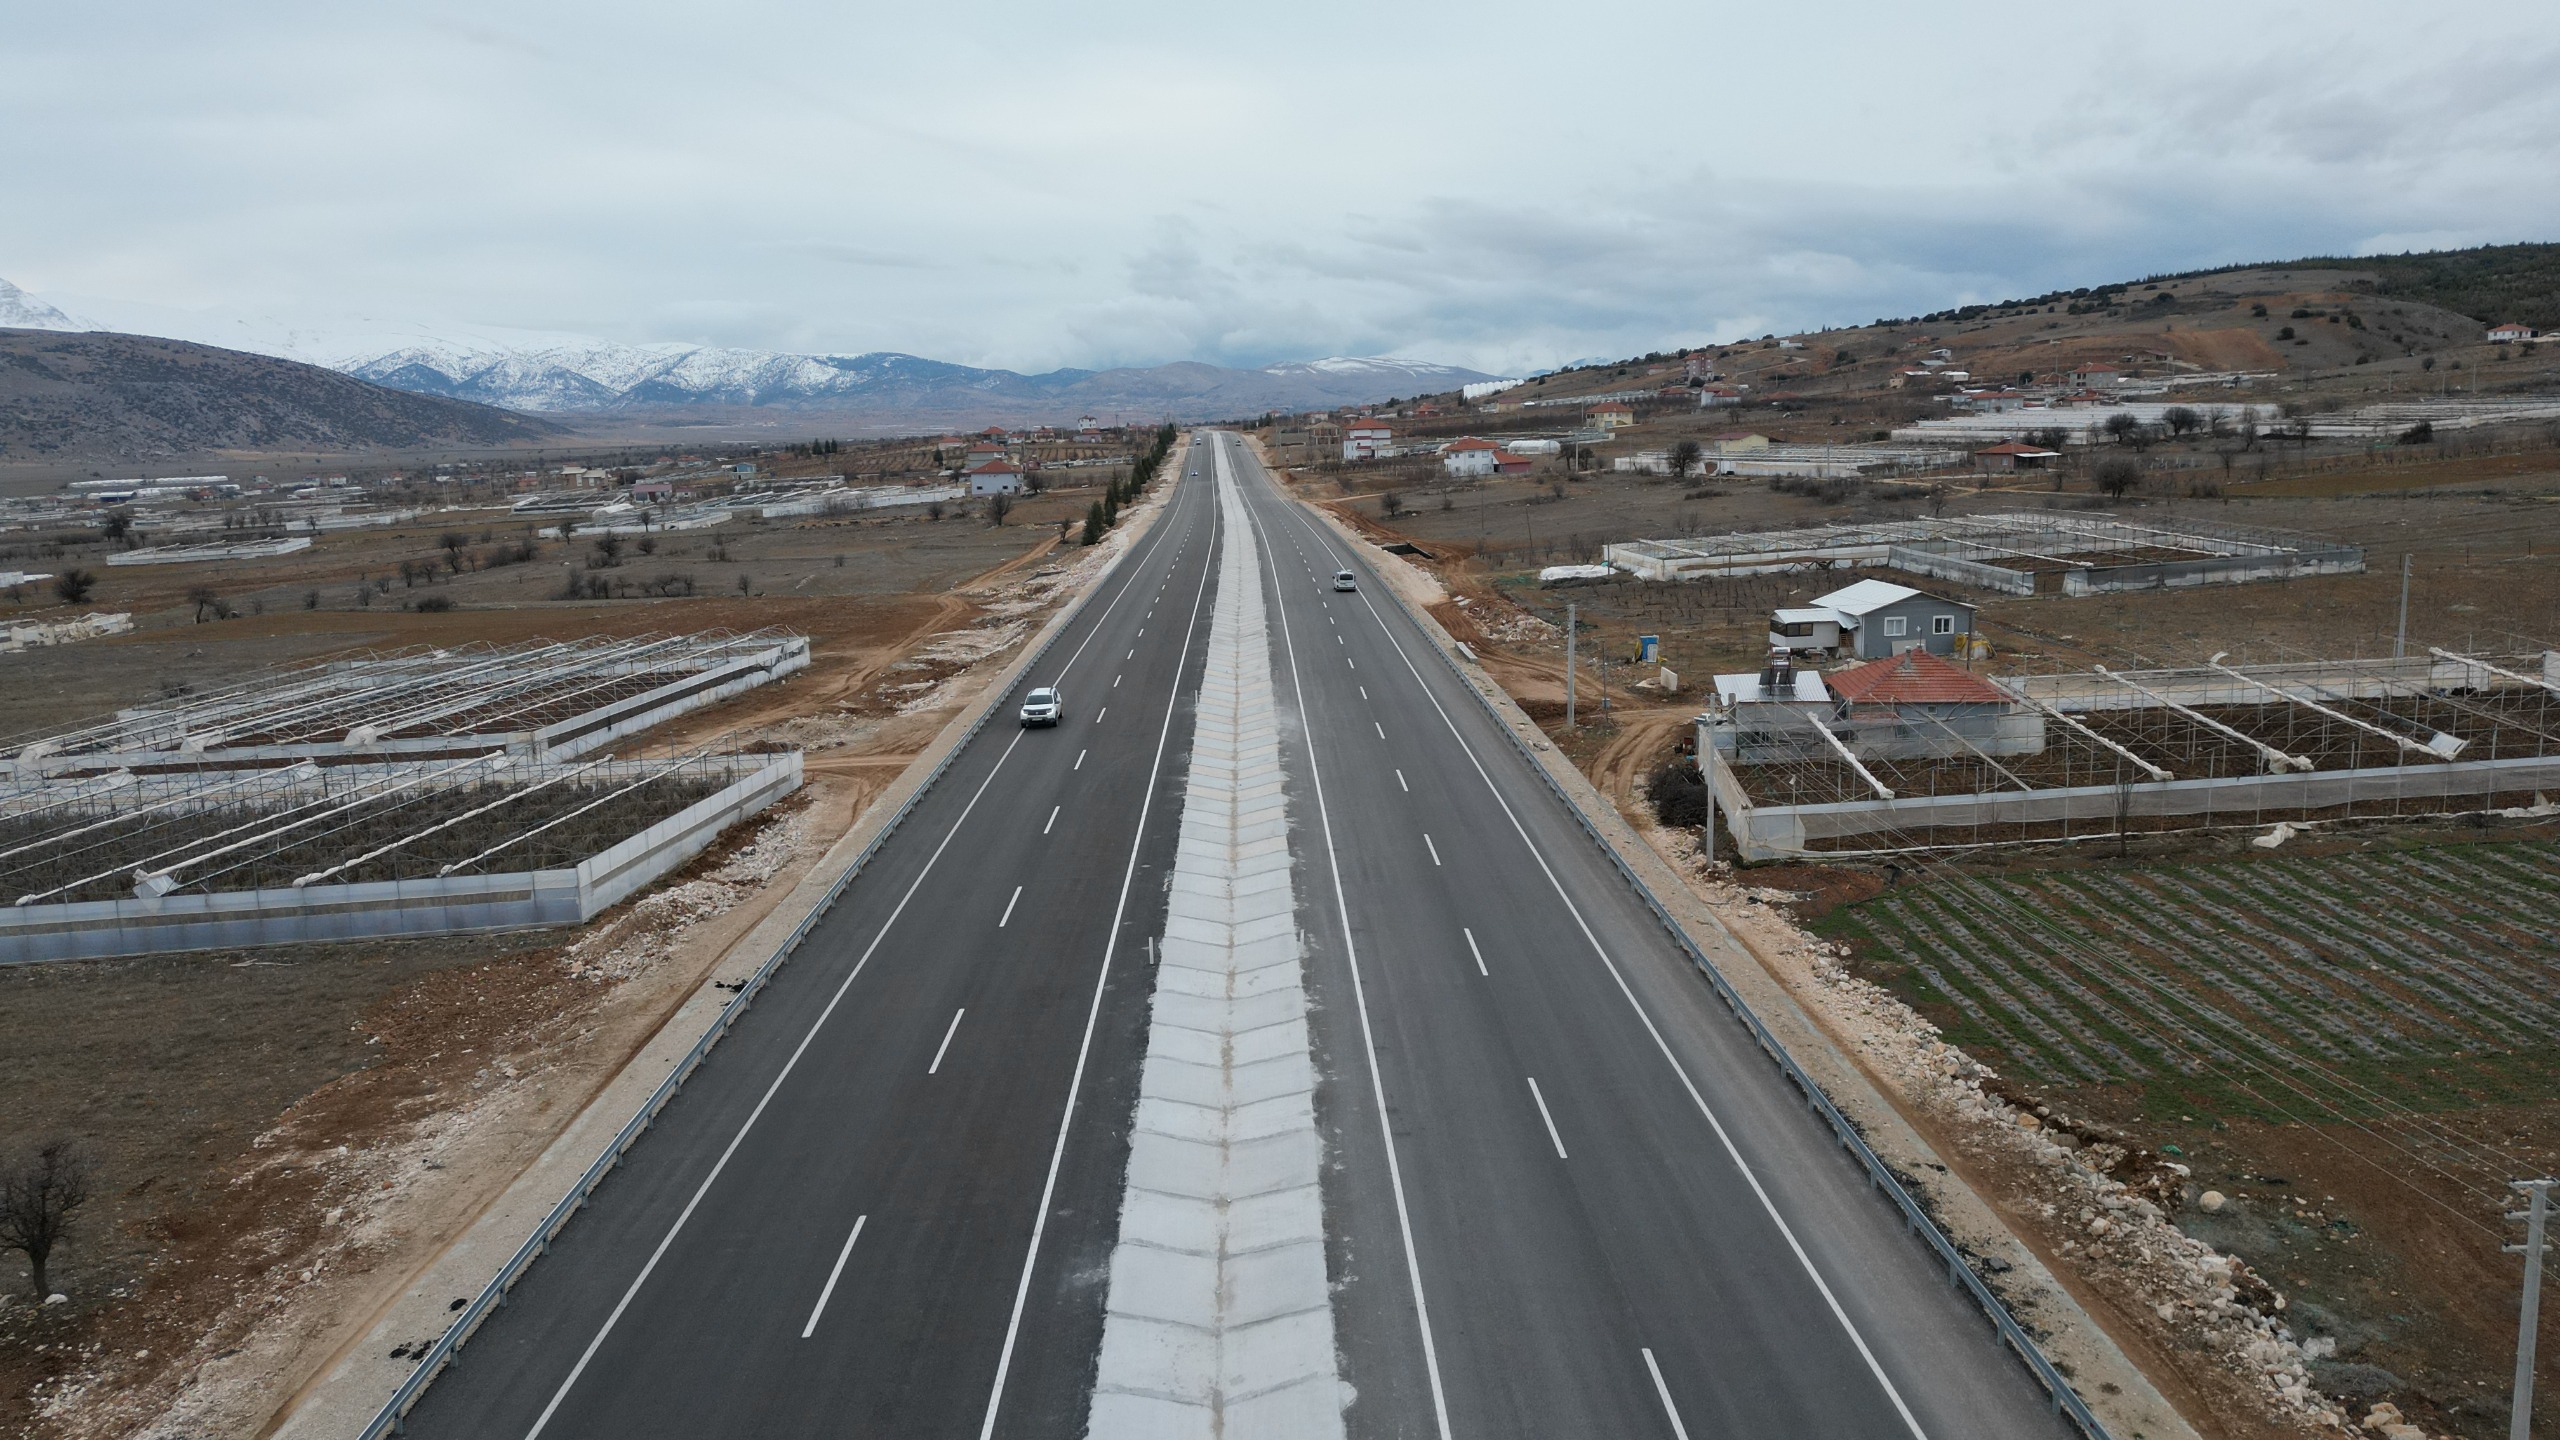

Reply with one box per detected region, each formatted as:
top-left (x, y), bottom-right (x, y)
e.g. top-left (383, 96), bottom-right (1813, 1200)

top-left (0, 752), bottom-right (801, 964)
top-left (2061, 546), bottom-right (2364, 594)
top-left (1885, 545), bottom-right (2037, 595)
top-left (1716, 753), bottom-right (2560, 859)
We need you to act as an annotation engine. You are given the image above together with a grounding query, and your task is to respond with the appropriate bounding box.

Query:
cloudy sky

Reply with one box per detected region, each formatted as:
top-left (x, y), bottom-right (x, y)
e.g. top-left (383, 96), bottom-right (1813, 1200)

top-left (8, 1), bottom-right (2557, 374)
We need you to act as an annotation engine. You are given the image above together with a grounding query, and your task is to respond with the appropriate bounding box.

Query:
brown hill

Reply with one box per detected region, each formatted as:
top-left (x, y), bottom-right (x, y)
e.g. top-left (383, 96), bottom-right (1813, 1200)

top-left (0, 328), bottom-right (560, 461)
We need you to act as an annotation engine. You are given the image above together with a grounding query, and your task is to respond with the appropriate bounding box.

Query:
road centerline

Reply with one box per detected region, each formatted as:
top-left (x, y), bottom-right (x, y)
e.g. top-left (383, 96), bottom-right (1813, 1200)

top-left (1527, 1077), bottom-right (1568, 1160)
top-left (799, 1215), bottom-right (868, 1340)
top-left (929, 1008), bottom-right (966, 1074)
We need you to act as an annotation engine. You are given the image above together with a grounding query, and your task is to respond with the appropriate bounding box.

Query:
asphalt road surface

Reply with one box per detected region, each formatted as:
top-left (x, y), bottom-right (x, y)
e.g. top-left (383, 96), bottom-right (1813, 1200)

top-left (397, 434), bottom-right (2076, 1439)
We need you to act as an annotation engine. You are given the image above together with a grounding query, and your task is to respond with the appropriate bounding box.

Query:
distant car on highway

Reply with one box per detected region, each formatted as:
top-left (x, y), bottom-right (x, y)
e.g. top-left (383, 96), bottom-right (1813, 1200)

top-left (1019, 687), bottom-right (1063, 727)
top-left (1333, 570), bottom-right (1358, 591)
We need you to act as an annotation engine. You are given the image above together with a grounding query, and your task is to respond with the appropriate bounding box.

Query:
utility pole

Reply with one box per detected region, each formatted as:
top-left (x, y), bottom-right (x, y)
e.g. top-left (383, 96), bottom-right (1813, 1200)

top-left (2396, 553), bottom-right (2413, 659)
top-left (1565, 601), bottom-right (1577, 728)
top-left (2511, 1178), bottom-right (2554, 1440)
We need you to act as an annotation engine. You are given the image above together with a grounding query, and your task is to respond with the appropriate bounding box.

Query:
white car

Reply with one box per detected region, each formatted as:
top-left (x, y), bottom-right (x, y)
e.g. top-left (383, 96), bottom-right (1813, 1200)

top-left (1019, 686), bottom-right (1063, 727)
top-left (1333, 570), bottom-right (1358, 592)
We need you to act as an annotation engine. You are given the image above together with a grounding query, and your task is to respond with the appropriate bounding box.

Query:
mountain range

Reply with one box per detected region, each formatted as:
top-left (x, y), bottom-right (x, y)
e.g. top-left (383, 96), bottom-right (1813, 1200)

top-left (0, 276), bottom-right (1496, 426)
top-left (339, 341), bottom-right (1492, 421)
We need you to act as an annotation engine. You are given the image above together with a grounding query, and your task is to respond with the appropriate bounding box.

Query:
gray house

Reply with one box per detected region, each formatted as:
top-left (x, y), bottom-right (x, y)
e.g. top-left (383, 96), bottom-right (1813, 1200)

top-left (1792, 579), bottom-right (1975, 659)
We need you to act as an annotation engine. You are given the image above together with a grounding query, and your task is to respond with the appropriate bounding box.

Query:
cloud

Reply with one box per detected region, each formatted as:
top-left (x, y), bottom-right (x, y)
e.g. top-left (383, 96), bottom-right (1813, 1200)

top-left (3, 1), bottom-right (2554, 373)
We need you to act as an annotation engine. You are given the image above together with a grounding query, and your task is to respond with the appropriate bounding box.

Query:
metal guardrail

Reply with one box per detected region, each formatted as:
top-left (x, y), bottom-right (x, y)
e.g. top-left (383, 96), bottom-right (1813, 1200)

top-left (1362, 542), bottom-right (2114, 1439)
top-left (357, 493), bottom-right (1176, 1439)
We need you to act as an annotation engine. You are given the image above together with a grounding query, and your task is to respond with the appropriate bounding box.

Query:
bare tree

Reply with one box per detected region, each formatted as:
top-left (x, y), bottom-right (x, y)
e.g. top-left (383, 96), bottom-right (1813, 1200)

top-left (987, 492), bottom-right (1013, 526)
top-left (1, 1139), bottom-right (91, 1298)
top-left (2102, 412), bottom-right (2142, 446)
top-left (52, 569), bottom-right (95, 606)
top-left (2161, 406), bottom-right (2202, 437)
top-left (1669, 440), bottom-right (1703, 479)
top-left (2095, 457), bottom-right (2141, 498)
top-left (186, 585), bottom-right (221, 623)
top-left (439, 532), bottom-right (471, 572)
top-left (1379, 491), bottom-right (1406, 518)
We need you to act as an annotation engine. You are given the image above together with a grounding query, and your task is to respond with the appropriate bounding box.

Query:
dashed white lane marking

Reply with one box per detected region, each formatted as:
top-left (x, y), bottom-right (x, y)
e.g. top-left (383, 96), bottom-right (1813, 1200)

top-left (1374, 721), bottom-right (1386, 739)
top-left (1097, 708), bottom-right (1108, 723)
top-left (1464, 927), bottom-right (1488, 976)
top-left (1075, 749), bottom-right (1087, 770)
top-left (930, 1008), bottom-right (966, 1073)
top-left (1044, 805), bottom-right (1059, 835)
top-left (998, 886), bottom-right (1023, 928)
top-left (799, 1215), bottom-right (868, 1339)
top-left (1359, 685), bottom-right (1368, 699)
top-left (1425, 833), bottom-right (1441, 867)
top-left (1113, 674), bottom-right (1122, 687)
top-left (1527, 1077), bottom-right (1568, 1160)
top-left (1396, 769), bottom-right (1408, 792)
top-left (1643, 1349), bottom-right (1694, 1440)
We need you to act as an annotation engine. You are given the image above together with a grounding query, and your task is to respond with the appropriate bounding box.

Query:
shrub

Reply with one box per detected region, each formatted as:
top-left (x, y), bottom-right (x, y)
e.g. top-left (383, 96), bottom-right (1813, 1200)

top-left (1647, 757), bottom-right (1717, 829)
top-left (52, 569), bottom-right (95, 605)
top-left (413, 595), bottom-right (456, 612)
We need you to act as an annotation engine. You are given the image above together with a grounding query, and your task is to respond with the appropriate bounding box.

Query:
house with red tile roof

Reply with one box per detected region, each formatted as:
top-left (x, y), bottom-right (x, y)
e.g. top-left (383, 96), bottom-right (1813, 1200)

top-left (1823, 649), bottom-right (2045, 758)
top-left (2489, 321), bottom-right (2536, 343)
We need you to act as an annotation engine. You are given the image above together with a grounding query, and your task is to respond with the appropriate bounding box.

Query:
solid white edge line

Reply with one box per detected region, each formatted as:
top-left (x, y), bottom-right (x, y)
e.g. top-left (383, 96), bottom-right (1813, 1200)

top-left (930, 1008), bottom-right (966, 1074)
top-left (516, 466), bottom-right (1201, 1440)
top-left (1527, 1076), bottom-right (1568, 1160)
top-left (800, 1214), bottom-right (869, 1339)
top-left (998, 885), bottom-right (1023, 928)
top-left (1464, 927), bottom-right (1488, 977)
top-left (975, 453), bottom-right (1222, 1440)
top-left (1270, 481), bottom-right (1933, 1440)
top-left (1044, 805), bottom-right (1059, 835)
top-left (1234, 449), bottom-right (1456, 1440)
top-left (1642, 1348), bottom-right (1693, 1440)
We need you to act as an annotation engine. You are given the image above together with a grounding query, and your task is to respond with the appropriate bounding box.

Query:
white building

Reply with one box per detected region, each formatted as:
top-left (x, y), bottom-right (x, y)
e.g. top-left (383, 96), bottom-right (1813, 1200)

top-left (966, 459), bottom-right (1025, 496)
top-left (1440, 437), bottom-right (1501, 476)
top-left (1343, 420), bottom-right (1394, 461)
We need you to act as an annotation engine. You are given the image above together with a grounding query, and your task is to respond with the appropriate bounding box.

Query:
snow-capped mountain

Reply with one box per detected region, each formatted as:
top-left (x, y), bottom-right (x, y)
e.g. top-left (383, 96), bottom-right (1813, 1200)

top-left (0, 278), bottom-right (84, 331)
top-left (339, 340), bottom-right (1493, 420)
top-left (0, 273), bottom-right (1495, 423)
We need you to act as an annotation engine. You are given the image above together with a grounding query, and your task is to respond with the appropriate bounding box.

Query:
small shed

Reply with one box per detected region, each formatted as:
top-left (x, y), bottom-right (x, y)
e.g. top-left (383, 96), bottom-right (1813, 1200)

top-left (1974, 440), bottom-right (2062, 472)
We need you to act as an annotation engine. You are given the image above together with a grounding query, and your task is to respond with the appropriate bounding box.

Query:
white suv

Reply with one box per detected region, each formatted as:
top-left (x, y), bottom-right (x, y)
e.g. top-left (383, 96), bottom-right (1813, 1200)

top-left (1333, 570), bottom-right (1358, 592)
top-left (1019, 687), bottom-right (1063, 727)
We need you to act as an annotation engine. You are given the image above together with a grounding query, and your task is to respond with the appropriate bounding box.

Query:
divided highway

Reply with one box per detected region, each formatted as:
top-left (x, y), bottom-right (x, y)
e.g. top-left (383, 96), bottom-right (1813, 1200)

top-left (393, 431), bottom-right (2081, 1439)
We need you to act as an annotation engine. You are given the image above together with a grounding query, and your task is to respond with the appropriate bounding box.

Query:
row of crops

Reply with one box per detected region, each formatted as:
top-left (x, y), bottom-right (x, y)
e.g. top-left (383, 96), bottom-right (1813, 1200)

top-left (1825, 840), bottom-right (2560, 1115)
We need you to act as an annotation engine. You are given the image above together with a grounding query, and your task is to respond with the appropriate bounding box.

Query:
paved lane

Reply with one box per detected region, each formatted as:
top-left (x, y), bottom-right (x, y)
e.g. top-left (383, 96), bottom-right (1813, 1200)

top-left (403, 465), bottom-right (1223, 1440)
top-left (1220, 431), bottom-right (2071, 1440)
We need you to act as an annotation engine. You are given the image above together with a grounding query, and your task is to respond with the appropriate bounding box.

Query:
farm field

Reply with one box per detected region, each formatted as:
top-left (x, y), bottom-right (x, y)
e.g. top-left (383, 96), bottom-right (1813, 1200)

top-left (1816, 834), bottom-right (2560, 1438)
